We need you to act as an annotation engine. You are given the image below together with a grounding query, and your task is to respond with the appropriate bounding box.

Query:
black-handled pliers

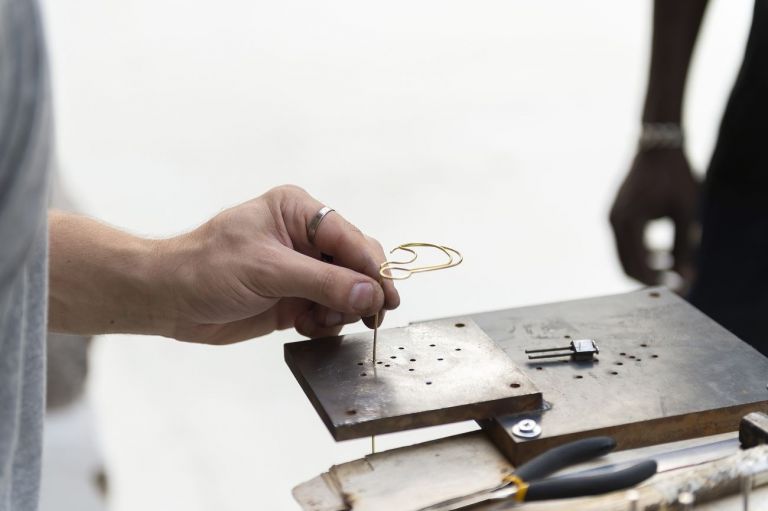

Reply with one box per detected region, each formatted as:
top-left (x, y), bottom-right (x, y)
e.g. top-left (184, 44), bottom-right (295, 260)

top-left (420, 436), bottom-right (657, 510)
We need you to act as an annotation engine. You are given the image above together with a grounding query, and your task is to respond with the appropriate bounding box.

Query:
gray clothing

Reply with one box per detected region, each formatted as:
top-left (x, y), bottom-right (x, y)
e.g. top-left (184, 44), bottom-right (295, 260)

top-left (0, 0), bottom-right (52, 509)
top-left (46, 176), bottom-right (90, 411)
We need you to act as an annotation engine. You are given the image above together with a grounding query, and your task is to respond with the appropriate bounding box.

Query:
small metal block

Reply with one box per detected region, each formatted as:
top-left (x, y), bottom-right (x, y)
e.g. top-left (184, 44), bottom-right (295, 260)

top-left (739, 411), bottom-right (768, 448)
top-left (570, 339), bottom-right (599, 361)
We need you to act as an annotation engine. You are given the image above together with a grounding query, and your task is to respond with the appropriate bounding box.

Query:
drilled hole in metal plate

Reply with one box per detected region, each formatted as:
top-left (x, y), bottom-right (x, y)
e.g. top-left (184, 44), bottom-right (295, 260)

top-left (641, 343), bottom-right (648, 348)
top-left (455, 323), bottom-right (466, 328)
top-left (429, 344), bottom-right (436, 347)
top-left (620, 352), bottom-right (627, 356)
top-left (564, 335), bottom-right (571, 339)
top-left (574, 375), bottom-right (583, 379)
top-left (629, 355), bottom-right (636, 359)
top-left (408, 368), bottom-right (415, 372)
top-left (455, 348), bottom-right (462, 351)
top-left (376, 361), bottom-right (383, 365)
top-left (357, 362), bottom-right (363, 366)
top-left (649, 291), bottom-right (661, 298)
top-left (437, 358), bottom-right (444, 361)
top-left (636, 358), bottom-right (642, 362)
top-left (536, 366), bottom-right (543, 371)
top-left (610, 371), bottom-right (619, 375)
top-left (426, 381), bottom-right (433, 385)
top-left (616, 362), bottom-right (623, 366)
top-left (384, 364), bottom-right (390, 367)
top-left (346, 409), bottom-right (357, 416)
top-left (509, 383), bottom-right (521, 388)
top-left (652, 354), bottom-right (659, 358)
top-left (390, 356), bottom-right (397, 359)
top-left (398, 346), bottom-right (405, 350)
top-left (360, 372), bottom-right (367, 377)
top-left (410, 358), bottom-right (416, 362)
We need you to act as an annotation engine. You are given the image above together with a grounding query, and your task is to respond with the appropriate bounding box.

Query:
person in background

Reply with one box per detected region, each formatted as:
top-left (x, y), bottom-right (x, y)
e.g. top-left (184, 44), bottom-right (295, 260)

top-left (610, 0), bottom-right (767, 356)
top-left (0, 2), bottom-right (399, 511)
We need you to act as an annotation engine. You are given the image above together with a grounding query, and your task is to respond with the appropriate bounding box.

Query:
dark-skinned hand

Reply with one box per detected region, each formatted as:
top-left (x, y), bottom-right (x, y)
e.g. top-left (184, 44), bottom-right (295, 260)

top-left (609, 148), bottom-right (699, 287)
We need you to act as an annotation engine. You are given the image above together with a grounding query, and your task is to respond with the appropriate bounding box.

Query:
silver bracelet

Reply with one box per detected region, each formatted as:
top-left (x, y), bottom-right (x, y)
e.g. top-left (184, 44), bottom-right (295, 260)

top-left (638, 122), bottom-right (684, 150)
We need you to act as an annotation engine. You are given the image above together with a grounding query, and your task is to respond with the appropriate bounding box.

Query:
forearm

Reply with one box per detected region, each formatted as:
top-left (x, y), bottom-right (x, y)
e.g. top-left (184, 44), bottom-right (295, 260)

top-left (642, 0), bottom-right (709, 123)
top-left (48, 210), bottom-right (173, 336)
top-left (47, 186), bottom-right (399, 344)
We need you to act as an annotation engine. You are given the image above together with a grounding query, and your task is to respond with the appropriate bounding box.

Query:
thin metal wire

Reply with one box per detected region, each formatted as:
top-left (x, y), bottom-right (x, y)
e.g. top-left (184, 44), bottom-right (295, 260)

top-left (369, 242), bottom-right (463, 455)
top-left (379, 243), bottom-right (463, 280)
top-left (373, 275), bottom-right (382, 365)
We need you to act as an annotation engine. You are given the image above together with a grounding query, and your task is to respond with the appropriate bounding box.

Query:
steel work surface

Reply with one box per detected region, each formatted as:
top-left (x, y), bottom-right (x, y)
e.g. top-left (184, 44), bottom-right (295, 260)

top-left (284, 318), bottom-right (541, 440)
top-left (464, 287), bottom-right (768, 463)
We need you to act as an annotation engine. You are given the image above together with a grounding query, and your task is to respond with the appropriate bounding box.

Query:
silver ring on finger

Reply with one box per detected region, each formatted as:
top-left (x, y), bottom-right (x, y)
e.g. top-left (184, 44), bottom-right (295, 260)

top-left (307, 206), bottom-right (335, 245)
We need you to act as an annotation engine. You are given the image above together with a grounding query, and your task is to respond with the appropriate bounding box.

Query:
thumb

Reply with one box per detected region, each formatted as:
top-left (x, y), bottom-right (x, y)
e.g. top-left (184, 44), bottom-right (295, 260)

top-left (260, 247), bottom-right (384, 316)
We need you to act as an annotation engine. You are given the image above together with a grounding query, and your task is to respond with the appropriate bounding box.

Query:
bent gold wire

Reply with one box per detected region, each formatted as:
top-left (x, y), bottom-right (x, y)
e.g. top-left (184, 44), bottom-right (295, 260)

top-left (379, 242), bottom-right (463, 280)
top-left (380, 243), bottom-right (451, 280)
top-left (377, 246), bottom-right (419, 280)
top-left (371, 241), bottom-right (462, 455)
top-left (380, 243), bottom-right (460, 279)
top-left (383, 245), bottom-right (418, 266)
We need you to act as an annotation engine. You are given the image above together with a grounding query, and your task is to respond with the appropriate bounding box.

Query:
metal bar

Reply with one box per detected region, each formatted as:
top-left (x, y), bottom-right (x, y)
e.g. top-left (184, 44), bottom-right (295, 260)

top-left (527, 353), bottom-right (569, 360)
top-left (524, 346), bottom-right (570, 354)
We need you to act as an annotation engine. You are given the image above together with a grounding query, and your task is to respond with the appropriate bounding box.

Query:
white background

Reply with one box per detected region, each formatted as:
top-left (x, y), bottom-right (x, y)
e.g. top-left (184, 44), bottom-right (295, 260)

top-left (38, 1), bottom-right (753, 509)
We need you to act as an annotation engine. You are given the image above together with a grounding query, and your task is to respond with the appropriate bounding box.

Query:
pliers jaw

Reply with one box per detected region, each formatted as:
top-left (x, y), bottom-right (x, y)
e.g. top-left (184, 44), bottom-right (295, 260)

top-left (419, 436), bottom-right (656, 511)
top-left (506, 436), bottom-right (656, 503)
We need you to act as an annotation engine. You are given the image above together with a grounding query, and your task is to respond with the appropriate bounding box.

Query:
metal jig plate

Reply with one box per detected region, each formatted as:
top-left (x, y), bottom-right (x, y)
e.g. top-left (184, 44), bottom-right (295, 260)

top-left (468, 287), bottom-right (768, 464)
top-left (284, 318), bottom-right (542, 441)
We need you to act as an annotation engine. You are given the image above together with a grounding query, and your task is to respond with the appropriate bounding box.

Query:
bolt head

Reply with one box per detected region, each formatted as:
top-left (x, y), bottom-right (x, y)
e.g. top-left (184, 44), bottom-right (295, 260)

top-left (511, 418), bottom-right (542, 439)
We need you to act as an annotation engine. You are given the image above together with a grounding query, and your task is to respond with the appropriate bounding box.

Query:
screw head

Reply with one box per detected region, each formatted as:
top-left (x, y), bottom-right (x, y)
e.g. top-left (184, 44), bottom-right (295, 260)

top-left (512, 419), bottom-right (542, 439)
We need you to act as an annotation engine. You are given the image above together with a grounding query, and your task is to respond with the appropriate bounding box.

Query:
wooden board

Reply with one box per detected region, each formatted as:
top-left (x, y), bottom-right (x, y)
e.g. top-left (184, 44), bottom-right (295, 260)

top-left (293, 431), bottom-right (768, 511)
top-left (293, 432), bottom-right (515, 511)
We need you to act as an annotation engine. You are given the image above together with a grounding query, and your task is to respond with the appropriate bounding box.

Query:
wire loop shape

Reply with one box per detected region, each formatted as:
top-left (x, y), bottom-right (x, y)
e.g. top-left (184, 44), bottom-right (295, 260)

top-left (379, 242), bottom-right (463, 280)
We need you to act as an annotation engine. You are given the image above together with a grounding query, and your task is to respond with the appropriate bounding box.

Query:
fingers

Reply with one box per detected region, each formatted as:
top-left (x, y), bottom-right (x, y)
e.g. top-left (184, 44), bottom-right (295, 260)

top-left (610, 212), bottom-right (658, 285)
top-left (364, 235), bottom-right (400, 310)
top-left (670, 201), bottom-right (700, 287)
top-left (308, 215), bottom-right (400, 310)
top-left (362, 309), bottom-right (385, 329)
top-left (260, 246), bottom-right (386, 317)
top-left (672, 215), bottom-right (695, 272)
top-left (307, 304), bottom-right (359, 329)
top-left (270, 186), bottom-right (400, 311)
top-left (294, 305), bottom-right (359, 338)
top-left (670, 176), bottom-right (700, 277)
top-left (179, 300), bottom-right (361, 344)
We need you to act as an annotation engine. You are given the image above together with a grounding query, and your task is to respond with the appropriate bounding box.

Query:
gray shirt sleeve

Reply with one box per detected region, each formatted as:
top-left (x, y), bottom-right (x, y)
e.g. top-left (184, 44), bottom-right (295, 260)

top-left (0, 0), bottom-right (50, 289)
top-left (0, 0), bottom-right (53, 510)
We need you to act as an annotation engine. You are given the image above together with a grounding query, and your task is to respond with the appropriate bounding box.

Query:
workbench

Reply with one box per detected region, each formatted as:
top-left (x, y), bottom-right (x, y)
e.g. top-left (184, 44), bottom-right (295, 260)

top-left (288, 288), bottom-right (768, 510)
